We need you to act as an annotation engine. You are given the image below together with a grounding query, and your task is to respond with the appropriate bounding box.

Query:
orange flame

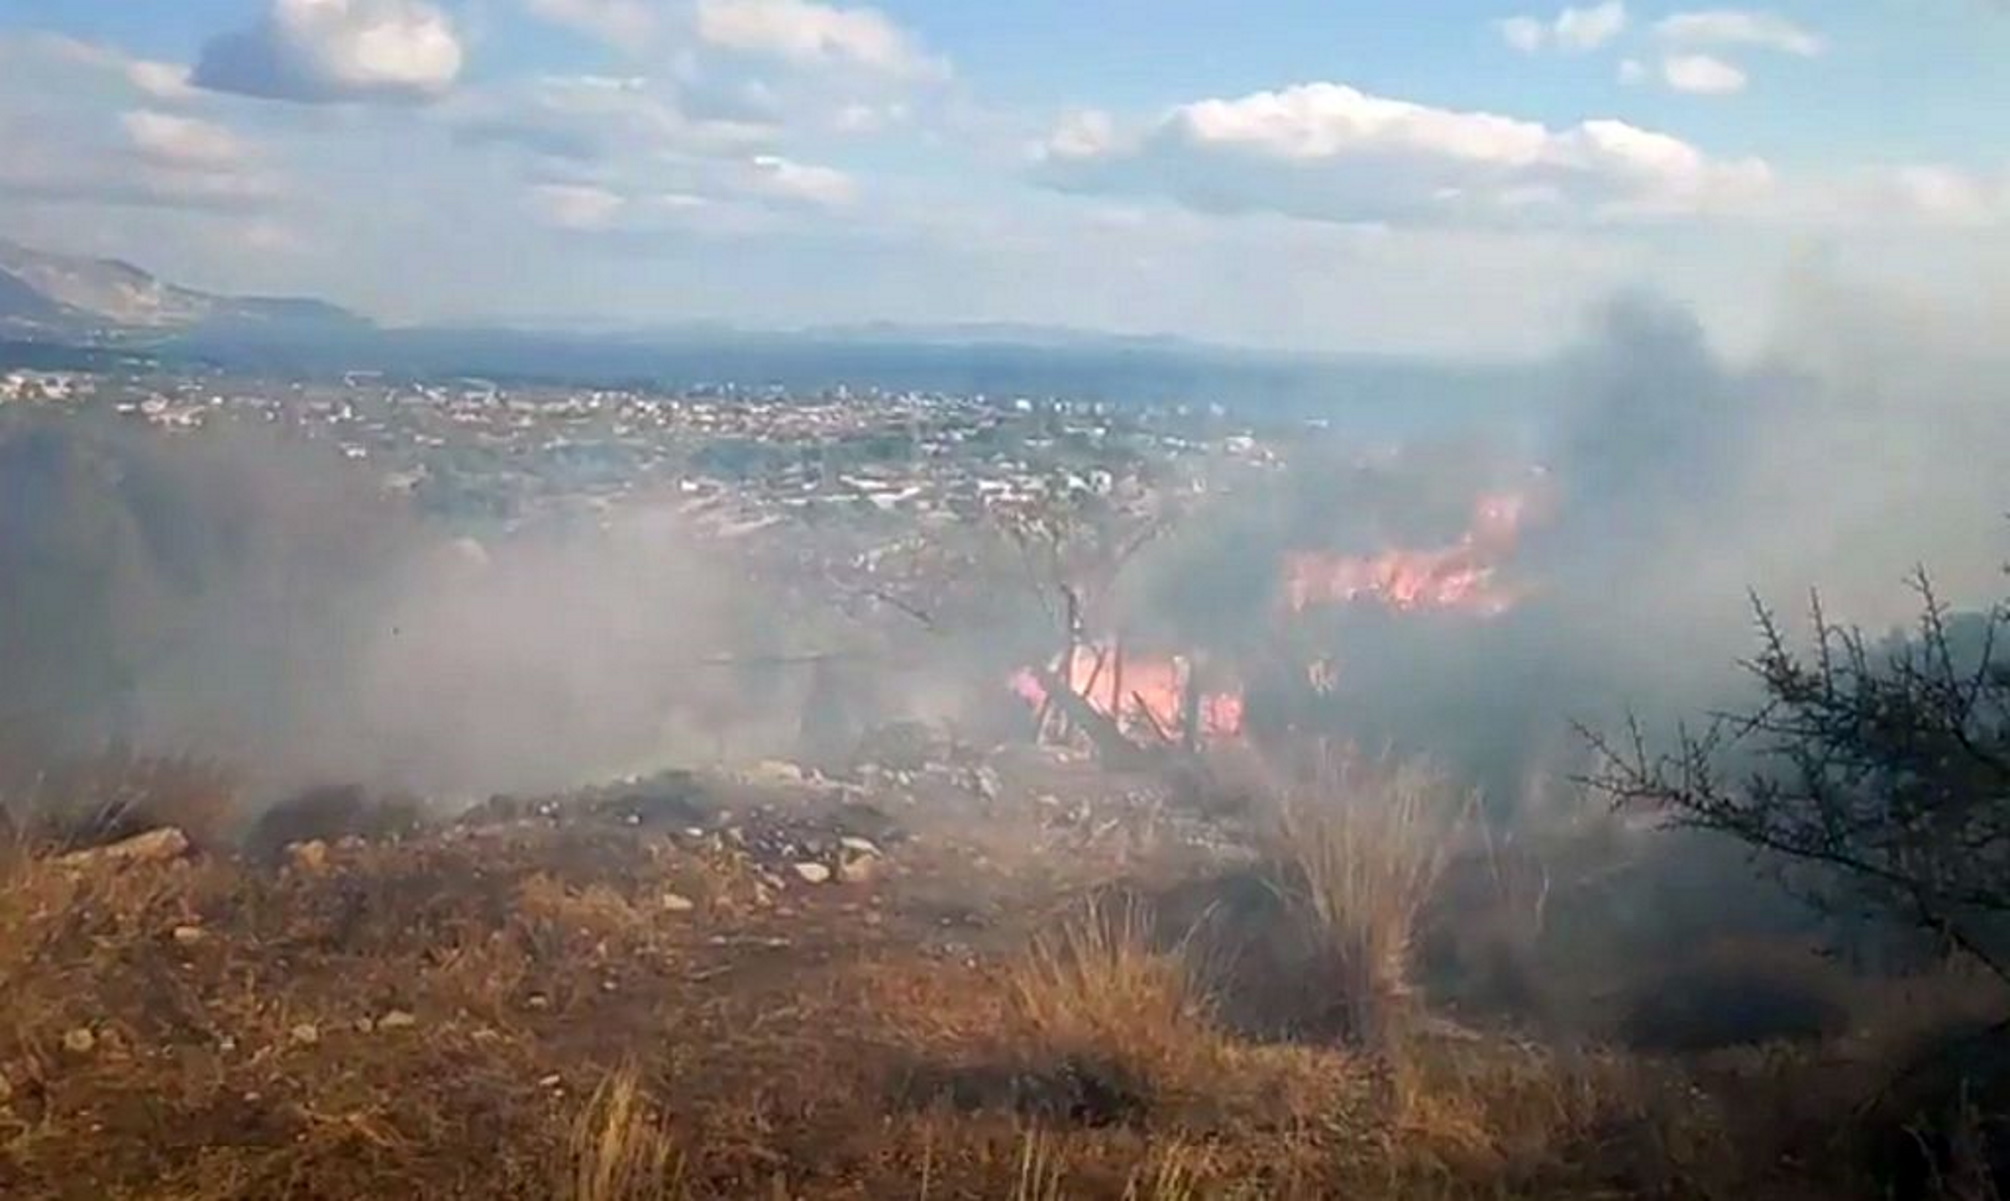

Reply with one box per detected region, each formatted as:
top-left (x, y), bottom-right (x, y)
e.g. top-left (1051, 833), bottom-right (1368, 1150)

top-left (1284, 491), bottom-right (1531, 617)
top-left (1011, 643), bottom-right (1243, 743)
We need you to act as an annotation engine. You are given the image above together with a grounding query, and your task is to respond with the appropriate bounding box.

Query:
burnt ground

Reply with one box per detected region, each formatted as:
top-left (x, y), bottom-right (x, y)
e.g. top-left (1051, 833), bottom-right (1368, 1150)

top-left (1, 745), bottom-right (2005, 1200)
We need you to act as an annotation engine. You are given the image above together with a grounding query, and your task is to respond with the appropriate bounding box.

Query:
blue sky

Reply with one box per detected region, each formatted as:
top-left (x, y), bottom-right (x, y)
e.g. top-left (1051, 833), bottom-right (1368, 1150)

top-left (0, 0), bottom-right (2004, 355)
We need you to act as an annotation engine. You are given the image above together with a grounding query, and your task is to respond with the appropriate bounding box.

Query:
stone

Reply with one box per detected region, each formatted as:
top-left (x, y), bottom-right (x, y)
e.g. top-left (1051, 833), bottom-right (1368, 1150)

top-left (289, 1023), bottom-right (320, 1046)
top-left (287, 840), bottom-right (330, 875)
top-left (837, 836), bottom-right (880, 857)
top-left (790, 861), bottom-right (832, 885)
top-left (62, 1028), bottom-right (96, 1055)
top-left (171, 925), bottom-right (205, 946)
top-left (836, 855), bottom-right (878, 885)
top-left (658, 892), bottom-right (696, 914)
top-left (745, 760), bottom-right (805, 786)
top-left (59, 827), bottom-right (189, 870)
top-left (376, 1010), bottom-right (418, 1031)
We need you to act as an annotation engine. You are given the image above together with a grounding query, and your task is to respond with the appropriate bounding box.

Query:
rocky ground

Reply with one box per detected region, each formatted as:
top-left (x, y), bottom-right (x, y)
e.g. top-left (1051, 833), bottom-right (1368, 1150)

top-left (1, 736), bottom-right (2002, 1199)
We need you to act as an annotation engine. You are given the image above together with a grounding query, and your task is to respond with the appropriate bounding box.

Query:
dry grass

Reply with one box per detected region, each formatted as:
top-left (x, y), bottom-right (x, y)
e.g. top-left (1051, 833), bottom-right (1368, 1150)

top-left (1270, 753), bottom-right (1472, 1050)
top-left (2, 748), bottom-right (2001, 1199)
top-left (1008, 896), bottom-right (1213, 1069)
top-left (565, 1067), bottom-right (682, 1201)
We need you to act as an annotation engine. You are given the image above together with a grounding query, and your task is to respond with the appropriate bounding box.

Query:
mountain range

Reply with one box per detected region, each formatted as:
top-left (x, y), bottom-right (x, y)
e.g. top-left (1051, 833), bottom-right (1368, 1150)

top-left (0, 238), bottom-right (367, 343)
top-left (0, 237), bottom-right (1542, 434)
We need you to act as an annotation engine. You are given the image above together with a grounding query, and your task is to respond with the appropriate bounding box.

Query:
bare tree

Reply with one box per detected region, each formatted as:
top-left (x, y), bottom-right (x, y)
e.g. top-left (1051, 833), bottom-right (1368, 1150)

top-left (1585, 570), bottom-right (2010, 984)
top-left (992, 471), bottom-right (1174, 742)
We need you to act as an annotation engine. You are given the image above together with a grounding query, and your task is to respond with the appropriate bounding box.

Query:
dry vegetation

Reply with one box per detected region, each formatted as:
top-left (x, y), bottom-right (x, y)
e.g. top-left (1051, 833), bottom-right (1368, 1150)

top-left (1, 747), bottom-right (2005, 1199)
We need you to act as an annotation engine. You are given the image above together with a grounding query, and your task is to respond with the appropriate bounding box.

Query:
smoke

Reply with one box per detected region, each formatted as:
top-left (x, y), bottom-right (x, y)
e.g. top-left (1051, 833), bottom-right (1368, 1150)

top-left (4, 265), bottom-right (2005, 814)
top-left (1124, 272), bottom-right (2010, 800)
top-left (0, 416), bottom-right (818, 802)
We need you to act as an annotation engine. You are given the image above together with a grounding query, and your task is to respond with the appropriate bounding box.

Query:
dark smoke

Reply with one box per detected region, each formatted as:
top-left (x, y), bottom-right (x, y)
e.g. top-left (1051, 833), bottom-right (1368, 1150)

top-left (4, 273), bottom-right (2005, 816)
top-left (1129, 281), bottom-right (2010, 801)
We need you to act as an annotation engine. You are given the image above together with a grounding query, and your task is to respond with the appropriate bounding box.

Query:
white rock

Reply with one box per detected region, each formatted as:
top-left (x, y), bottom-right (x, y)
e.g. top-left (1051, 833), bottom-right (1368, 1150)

top-left (659, 892), bottom-right (696, 914)
top-left (289, 1023), bottom-right (320, 1046)
top-left (59, 827), bottom-right (189, 869)
top-left (171, 925), bottom-right (205, 946)
top-left (791, 861), bottom-right (832, 885)
top-left (376, 1010), bottom-right (418, 1031)
top-left (62, 1027), bottom-right (96, 1055)
top-left (838, 836), bottom-right (881, 857)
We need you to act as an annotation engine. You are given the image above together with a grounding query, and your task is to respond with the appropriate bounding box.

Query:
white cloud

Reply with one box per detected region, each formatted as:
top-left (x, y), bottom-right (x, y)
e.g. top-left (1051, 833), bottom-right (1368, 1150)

top-left (695, 0), bottom-right (948, 81)
top-left (1555, 2), bottom-right (1629, 52)
top-left (121, 110), bottom-right (249, 170)
top-left (1495, 3), bottom-right (1627, 54)
top-left (830, 101), bottom-right (909, 134)
top-left (528, 182), bottom-right (628, 230)
top-left (20, 34), bottom-right (197, 102)
top-left (744, 154), bottom-right (859, 205)
top-left (522, 0), bottom-right (660, 46)
top-left (1655, 10), bottom-right (1825, 56)
top-left (1617, 58), bottom-right (1648, 84)
top-left (1043, 110), bottom-right (1118, 160)
top-left (111, 109), bottom-right (283, 207)
top-left (194, 0), bottom-right (464, 103)
top-left (1496, 16), bottom-right (1548, 53)
top-left (1036, 82), bottom-right (1776, 227)
top-left (128, 61), bottom-right (199, 102)
top-left (1661, 53), bottom-right (1748, 94)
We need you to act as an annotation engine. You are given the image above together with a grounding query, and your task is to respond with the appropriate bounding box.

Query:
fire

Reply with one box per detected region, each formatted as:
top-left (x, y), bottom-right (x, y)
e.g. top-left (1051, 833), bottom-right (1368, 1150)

top-left (1011, 642), bottom-right (1243, 743)
top-left (1284, 491), bottom-right (1531, 617)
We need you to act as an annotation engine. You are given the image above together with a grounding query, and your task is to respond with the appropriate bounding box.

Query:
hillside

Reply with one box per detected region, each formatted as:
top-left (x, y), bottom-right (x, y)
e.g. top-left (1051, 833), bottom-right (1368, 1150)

top-left (0, 239), bottom-right (368, 343)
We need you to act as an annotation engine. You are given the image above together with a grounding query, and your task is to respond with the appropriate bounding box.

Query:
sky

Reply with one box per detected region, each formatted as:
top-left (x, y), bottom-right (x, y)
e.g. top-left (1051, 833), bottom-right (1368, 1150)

top-left (0, 0), bottom-right (2005, 356)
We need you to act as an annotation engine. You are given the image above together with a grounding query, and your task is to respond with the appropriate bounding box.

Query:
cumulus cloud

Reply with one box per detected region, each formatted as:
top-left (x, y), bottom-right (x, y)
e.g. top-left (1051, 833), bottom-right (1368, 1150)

top-left (743, 154), bottom-right (859, 205)
top-left (695, 0), bottom-right (949, 81)
top-left (522, 0), bottom-right (661, 46)
top-left (121, 111), bottom-right (283, 209)
top-left (1661, 53), bottom-right (1749, 94)
top-left (1655, 10), bottom-right (1825, 56)
top-left (449, 73), bottom-right (778, 169)
top-left (122, 110), bottom-right (250, 171)
top-left (194, 0), bottom-right (464, 104)
top-left (1, 123), bottom-right (279, 213)
top-left (22, 34), bottom-right (197, 101)
top-left (1036, 82), bottom-right (1773, 227)
top-left (1495, 2), bottom-right (1628, 54)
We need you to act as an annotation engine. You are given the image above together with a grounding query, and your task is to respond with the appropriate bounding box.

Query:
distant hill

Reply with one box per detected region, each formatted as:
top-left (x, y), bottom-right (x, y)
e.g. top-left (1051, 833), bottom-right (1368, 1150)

top-left (0, 238), bottom-right (369, 343)
top-left (0, 237), bottom-right (1545, 435)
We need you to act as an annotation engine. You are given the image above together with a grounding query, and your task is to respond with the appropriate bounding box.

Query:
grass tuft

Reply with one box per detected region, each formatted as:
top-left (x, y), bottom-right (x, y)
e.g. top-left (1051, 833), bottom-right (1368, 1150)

top-left (566, 1066), bottom-right (681, 1201)
top-left (1270, 752), bottom-right (1472, 1051)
